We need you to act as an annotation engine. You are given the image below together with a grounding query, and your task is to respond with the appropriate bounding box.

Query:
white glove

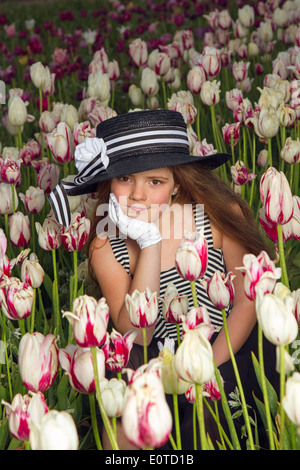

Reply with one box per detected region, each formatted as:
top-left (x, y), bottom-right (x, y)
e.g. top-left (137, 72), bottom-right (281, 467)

top-left (108, 193), bottom-right (162, 249)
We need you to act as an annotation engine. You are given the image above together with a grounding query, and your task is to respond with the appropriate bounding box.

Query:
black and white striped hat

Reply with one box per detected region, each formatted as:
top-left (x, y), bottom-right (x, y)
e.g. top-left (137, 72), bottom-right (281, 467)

top-left (49, 109), bottom-right (230, 226)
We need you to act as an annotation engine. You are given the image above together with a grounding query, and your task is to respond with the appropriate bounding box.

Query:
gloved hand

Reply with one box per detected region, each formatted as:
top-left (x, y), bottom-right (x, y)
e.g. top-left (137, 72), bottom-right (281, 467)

top-left (108, 193), bottom-right (162, 249)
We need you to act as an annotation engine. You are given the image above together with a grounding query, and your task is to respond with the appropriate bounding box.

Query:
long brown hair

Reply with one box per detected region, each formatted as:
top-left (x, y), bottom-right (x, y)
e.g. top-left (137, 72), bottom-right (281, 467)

top-left (171, 162), bottom-right (273, 257)
top-left (85, 162), bottom-right (273, 266)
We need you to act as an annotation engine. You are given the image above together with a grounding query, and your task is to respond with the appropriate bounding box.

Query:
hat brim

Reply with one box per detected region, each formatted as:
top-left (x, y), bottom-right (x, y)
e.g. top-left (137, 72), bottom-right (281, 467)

top-left (66, 150), bottom-right (231, 196)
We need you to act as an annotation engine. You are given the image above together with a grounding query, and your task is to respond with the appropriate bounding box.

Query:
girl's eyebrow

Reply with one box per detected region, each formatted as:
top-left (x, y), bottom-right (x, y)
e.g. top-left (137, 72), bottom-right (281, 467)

top-left (145, 175), bottom-right (169, 180)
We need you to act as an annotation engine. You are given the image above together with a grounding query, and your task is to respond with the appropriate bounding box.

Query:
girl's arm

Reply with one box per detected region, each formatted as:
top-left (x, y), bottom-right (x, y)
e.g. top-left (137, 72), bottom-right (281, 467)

top-left (90, 237), bottom-right (162, 346)
top-left (211, 228), bottom-right (257, 368)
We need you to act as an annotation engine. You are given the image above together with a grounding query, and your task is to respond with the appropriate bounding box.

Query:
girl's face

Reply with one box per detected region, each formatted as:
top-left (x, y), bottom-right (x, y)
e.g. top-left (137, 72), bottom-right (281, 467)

top-left (110, 167), bottom-right (178, 223)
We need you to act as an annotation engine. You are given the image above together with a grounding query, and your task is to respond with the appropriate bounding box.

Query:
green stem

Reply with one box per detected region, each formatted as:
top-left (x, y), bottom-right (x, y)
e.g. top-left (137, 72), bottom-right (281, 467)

top-left (268, 138), bottom-right (273, 167)
top-left (73, 250), bottom-right (78, 302)
top-left (2, 313), bottom-right (13, 401)
top-left (276, 225), bottom-right (289, 288)
top-left (52, 249), bottom-right (60, 336)
top-left (176, 323), bottom-right (181, 346)
top-left (203, 397), bottom-right (233, 450)
top-left (30, 289), bottom-right (36, 334)
top-left (193, 403), bottom-right (197, 450)
top-left (11, 184), bottom-right (15, 213)
top-left (142, 327), bottom-right (147, 364)
top-left (190, 280), bottom-right (198, 308)
top-left (249, 132), bottom-right (256, 208)
top-left (195, 383), bottom-right (207, 450)
top-left (258, 324), bottom-right (275, 450)
top-left (91, 346), bottom-right (119, 450)
top-left (221, 308), bottom-right (255, 450)
top-left (173, 394), bottom-right (182, 450)
top-left (89, 393), bottom-right (103, 450)
top-left (196, 98), bottom-right (201, 141)
top-left (279, 344), bottom-right (285, 450)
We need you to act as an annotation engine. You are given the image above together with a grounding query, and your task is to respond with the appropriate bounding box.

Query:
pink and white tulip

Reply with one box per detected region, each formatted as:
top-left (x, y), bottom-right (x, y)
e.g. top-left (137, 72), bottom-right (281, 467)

top-left (125, 287), bottom-right (158, 328)
top-left (236, 251), bottom-right (282, 301)
top-left (61, 212), bottom-right (90, 251)
top-left (102, 328), bottom-right (137, 372)
top-left (63, 295), bottom-right (109, 348)
top-left (29, 409), bottom-right (79, 450)
top-left (9, 211), bottom-right (31, 247)
top-left (1, 391), bottom-right (49, 442)
top-left (175, 230), bottom-right (208, 281)
top-left (161, 282), bottom-right (189, 323)
top-left (59, 344), bottom-right (105, 394)
top-left (202, 271), bottom-right (235, 309)
top-left (19, 186), bottom-right (45, 214)
top-left (260, 167), bottom-right (294, 226)
top-left (18, 332), bottom-right (59, 392)
top-left (46, 122), bottom-right (75, 165)
top-left (0, 276), bottom-right (34, 320)
top-left (122, 371), bottom-right (172, 449)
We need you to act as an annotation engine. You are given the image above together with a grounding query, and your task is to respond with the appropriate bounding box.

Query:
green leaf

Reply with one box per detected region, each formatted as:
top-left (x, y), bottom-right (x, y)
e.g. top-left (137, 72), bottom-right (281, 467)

top-left (251, 353), bottom-right (279, 418)
top-left (0, 417), bottom-right (9, 450)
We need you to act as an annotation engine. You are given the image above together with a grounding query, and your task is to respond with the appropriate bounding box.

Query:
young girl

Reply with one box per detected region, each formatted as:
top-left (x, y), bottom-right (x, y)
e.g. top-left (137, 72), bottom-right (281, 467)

top-left (50, 109), bottom-right (278, 449)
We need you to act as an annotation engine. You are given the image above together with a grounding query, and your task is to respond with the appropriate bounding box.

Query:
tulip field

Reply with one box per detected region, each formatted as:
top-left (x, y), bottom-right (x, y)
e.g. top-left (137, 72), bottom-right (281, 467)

top-left (0, 0), bottom-right (300, 452)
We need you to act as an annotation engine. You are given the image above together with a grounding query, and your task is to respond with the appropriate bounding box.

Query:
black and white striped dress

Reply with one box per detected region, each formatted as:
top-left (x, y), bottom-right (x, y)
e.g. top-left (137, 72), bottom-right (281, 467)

top-left (108, 204), bottom-right (231, 341)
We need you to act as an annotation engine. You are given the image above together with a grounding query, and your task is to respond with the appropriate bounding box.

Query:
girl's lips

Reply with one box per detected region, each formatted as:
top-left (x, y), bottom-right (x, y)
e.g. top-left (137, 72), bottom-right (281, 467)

top-left (128, 205), bottom-right (147, 213)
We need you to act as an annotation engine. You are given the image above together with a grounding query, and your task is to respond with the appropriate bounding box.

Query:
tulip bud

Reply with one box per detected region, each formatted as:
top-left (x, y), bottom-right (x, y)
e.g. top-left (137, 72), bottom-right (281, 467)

top-left (0, 158), bottom-right (21, 184)
top-left (175, 230), bottom-right (208, 281)
top-left (37, 162), bottom-right (60, 193)
top-left (201, 47), bottom-right (221, 78)
top-left (182, 306), bottom-right (215, 340)
top-left (200, 80), bottom-right (221, 106)
top-left (159, 347), bottom-right (190, 395)
top-left (202, 271), bottom-right (235, 309)
top-left (99, 377), bottom-right (128, 418)
top-left (260, 167), bottom-right (293, 226)
top-left (8, 96), bottom-right (27, 127)
top-left (35, 217), bottom-right (62, 250)
top-left (30, 62), bottom-right (51, 90)
top-left (46, 122), bottom-right (75, 165)
top-left (174, 328), bottom-right (215, 384)
top-left (161, 282), bottom-right (189, 323)
top-left (231, 160), bottom-right (256, 186)
top-left (236, 251), bottom-right (282, 300)
top-left (87, 71), bottom-right (110, 105)
top-left (21, 253), bottom-right (45, 288)
top-left (129, 38), bottom-right (148, 67)
top-left (1, 391), bottom-right (49, 442)
top-left (280, 137), bottom-right (300, 165)
top-left (39, 110), bottom-right (56, 133)
top-left (0, 276), bottom-right (34, 321)
top-left (140, 67), bottom-right (159, 97)
top-left (73, 121), bottom-right (96, 146)
top-left (222, 122), bottom-right (241, 146)
top-left (122, 371), bottom-right (172, 449)
top-left (63, 295), bottom-right (109, 347)
top-left (102, 328), bottom-right (137, 372)
top-left (125, 287), bottom-right (158, 328)
top-left (29, 409), bottom-right (79, 450)
top-left (128, 84), bottom-right (143, 107)
top-left (61, 212), bottom-right (90, 252)
top-left (18, 332), bottom-right (59, 392)
top-left (19, 186), bottom-right (45, 214)
top-left (9, 211), bottom-right (31, 247)
top-left (282, 372), bottom-right (300, 427)
top-left (255, 288), bottom-right (298, 346)
top-left (60, 104), bottom-right (79, 131)
top-left (238, 5), bottom-right (255, 28)
top-left (187, 66), bottom-right (206, 94)
top-left (0, 183), bottom-right (18, 214)
top-left (232, 61), bottom-right (250, 82)
top-left (59, 343), bottom-right (105, 394)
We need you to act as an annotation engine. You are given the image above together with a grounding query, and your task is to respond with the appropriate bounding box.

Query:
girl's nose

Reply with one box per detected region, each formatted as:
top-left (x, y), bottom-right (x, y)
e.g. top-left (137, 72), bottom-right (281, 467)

top-left (129, 182), bottom-right (147, 201)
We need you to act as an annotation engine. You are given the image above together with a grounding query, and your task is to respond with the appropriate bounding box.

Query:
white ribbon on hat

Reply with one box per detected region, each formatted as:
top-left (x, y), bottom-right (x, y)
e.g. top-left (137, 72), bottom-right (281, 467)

top-left (74, 137), bottom-right (109, 173)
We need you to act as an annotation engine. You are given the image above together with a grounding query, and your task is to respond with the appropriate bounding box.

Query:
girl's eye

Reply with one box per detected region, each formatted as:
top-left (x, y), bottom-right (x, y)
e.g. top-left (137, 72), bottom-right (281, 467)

top-left (151, 179), bottom-right (162, 185)
top-left (118, 176), bottom-right (131, 182)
